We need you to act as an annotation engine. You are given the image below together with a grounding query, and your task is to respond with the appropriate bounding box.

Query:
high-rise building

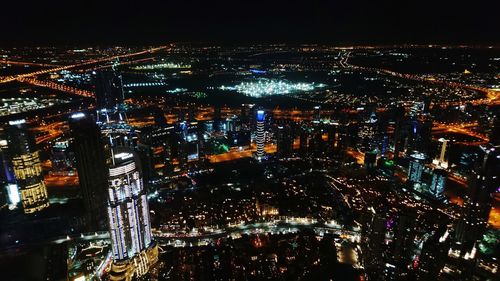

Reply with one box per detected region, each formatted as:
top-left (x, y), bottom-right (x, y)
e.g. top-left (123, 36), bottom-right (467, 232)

top-left (213, 106), bottom-right (222, 132)
top-left (6, 119), bottom-right (49, 214)
top-left (429, 168), bottom-right (446, 199)
top-left (255, 110), bottom-right (265, 160)
top-left (408, 152), bottom-right (426, 184)
top-left (299, 125), bottom-right (310, 156)
top-left (362, 208), bottom-right (388, 278)
top-left (313, 106), bottom-right (321, 123)
top-left (392, 209), bottom-right (417, 263)
top-left (456, 143), bottom-right (500, 244)
top-left (364, 150), bottom-right (378, 170)
top-left (69, 113), bottom-right (109, 231)
top-left (358, 111), bottom-right (379, 152)
top-left (393, 114), bottom-right (433, 158)
top-left (94, 66), bottom-right (127, 124)
top-left (276, 125), bottom-right (293, 158)
top-left (489, 117), bottom-right (500, 145)
top-left (0, 132), bottom-right (17, 206)
top-left (416, 229), bottom-right (450, 280)
top-left (95, 69), bottom-right (125, 111)
top-left (432, 138), bottom-right (449, 168)
top-left (106, 147), bottom-right (158, 280)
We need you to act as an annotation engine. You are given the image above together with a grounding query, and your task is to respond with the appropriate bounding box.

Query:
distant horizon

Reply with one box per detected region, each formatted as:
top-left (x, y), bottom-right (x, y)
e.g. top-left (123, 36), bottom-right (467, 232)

top-left (2, 0), bottom-right (498, 46)
top-left (1, 43), bottom-right (500, 48)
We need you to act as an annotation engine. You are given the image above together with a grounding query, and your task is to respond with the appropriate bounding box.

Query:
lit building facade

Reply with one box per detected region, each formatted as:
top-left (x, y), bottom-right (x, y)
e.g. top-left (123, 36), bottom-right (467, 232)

top-left (429, 168), bottom-right (446, 199)
top-left (255, 110), bottom-right (265, 159)
top-left (106, 148), bottom-right (158, 280)
top-left (432, 138), bottom-right (449, 168)
top-left (408, 152), bottom-right (426, 184)
top-left (6, 119), bottom-right (49, 214)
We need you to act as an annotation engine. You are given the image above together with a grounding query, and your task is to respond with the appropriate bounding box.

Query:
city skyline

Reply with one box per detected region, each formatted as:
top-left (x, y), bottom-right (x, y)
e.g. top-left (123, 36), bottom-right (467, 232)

top-left (0, 3), bottom-right (499, 280)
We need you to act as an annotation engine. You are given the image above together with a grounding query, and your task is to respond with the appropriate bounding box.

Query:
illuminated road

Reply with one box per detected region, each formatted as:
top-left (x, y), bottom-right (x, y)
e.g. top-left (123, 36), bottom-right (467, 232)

top-left (90, 57), bottom-right (156, 71)
top-left (208, 143), bottom-right (277, 163)
top-left (33, 121), bottom-right (66, 144)
top-left (0, 59), bottom-right (59, 67)
top-left (44, 173), bottom-right (79, 187)
top-left (154, 217), bottom-right (361, 245)
top-left (432, 122), bottom-right (489, 142)
top-left (17, 77), bottom-right (94, 98)
top-left (489, 198), bottom-right (500, 229)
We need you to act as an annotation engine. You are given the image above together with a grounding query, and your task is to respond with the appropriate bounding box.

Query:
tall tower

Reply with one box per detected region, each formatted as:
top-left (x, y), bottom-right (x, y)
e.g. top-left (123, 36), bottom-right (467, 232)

top-left (107, 147), bottom-right (158, 280)
top-left (408, 152), bottom-right (426, 184)
top-left (313, 106), bottom-right (321, 123)
top-left (95, 68), bottom-right (125, 111)
top-left (456, 144), bottom-right (500, 244)
top-left (276, 125), bottom-right (293, 158)
top-left (429, 168), bottom-right (446, 199)
top-left (6, 119), bottom-right (49, 214)
top-left (255, 110), bottom-right (265, 160)
top-left (69, 113), bottom-right (109, 231)
top-left (94, 65), bottom-right (127, 124)
top-left (432, 138), bottom-right (449, 168)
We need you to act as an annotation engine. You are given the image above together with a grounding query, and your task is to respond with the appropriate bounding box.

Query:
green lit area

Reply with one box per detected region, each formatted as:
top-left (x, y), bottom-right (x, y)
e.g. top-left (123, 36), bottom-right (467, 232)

top-left (478, 229), bottom-right (499, 256)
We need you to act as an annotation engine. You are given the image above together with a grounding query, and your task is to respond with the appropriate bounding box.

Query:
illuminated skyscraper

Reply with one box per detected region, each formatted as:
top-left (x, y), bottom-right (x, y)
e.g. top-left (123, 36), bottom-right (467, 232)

top-left (408, 152), bottom-right (426, 184)
top-left (0, 132), bottom-right (18, 206)
top-left (429, 168), bottom-right (446, 199)
top-left (432, 138), bottom-right (449, 168)
top-left (358, 111), bottom-right (379, 152)
top-left (255, 110), bottom-right (265, 160)
top-left (6, 119), bottom-right (49, 214)
top-left (107, 147), bottom-right (158, 280)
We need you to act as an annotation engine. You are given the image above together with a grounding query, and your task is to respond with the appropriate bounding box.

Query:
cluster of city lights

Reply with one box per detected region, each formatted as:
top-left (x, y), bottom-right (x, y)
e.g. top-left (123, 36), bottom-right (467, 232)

top-left (131, 62), bottom-right (191, 70)
top-left (219, 79), bottom-right (325, 98)
top-left (0, 97), bottom-right (69, 116)
top-left (123, 82), bottom-right (166, 88)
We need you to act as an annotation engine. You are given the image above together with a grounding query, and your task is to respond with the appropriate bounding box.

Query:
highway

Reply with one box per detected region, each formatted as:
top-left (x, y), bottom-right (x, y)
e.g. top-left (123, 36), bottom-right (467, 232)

top-left (33, 121), bottom-right (66, 144)
top-left (0, 59), bottom-right (59, 67)
top-left (17, 77), bottom-right (94, 98)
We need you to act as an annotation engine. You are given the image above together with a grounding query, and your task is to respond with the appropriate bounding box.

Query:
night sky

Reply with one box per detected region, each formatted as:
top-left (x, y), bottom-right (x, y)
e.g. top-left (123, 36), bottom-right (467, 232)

top-left (1, 0), bottom-right (498, 45)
